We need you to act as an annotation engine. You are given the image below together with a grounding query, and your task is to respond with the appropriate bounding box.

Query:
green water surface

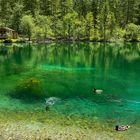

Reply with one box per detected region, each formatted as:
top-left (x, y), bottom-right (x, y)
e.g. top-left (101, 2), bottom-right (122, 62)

top-left (0, 42), bottom-right (140, 126)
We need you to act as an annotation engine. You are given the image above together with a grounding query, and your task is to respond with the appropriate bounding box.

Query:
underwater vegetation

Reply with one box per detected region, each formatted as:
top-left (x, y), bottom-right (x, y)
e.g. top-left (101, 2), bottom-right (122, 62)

top-left (10, 78), bottom-right (45, 101)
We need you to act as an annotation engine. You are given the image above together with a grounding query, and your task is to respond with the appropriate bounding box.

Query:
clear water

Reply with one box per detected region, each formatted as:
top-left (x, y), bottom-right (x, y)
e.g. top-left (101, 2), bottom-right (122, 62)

top-left (0, 42), bottom-right (140, 126)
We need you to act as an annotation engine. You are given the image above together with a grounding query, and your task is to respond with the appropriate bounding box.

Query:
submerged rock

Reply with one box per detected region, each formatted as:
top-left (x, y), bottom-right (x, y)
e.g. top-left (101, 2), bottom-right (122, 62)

top-left (10, 78), bottom-right (45, 101)
top-left (45, 97), bottom-right (61, 106)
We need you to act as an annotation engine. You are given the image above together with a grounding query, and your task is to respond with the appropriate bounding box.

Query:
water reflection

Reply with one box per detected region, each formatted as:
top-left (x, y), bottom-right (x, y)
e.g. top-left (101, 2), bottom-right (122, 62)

top-left (0, 43), bottom-right (140, 68)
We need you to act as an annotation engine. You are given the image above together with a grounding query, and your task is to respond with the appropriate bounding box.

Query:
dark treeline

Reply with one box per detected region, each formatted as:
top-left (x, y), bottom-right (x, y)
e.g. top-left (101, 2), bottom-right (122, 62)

top-left (0, 0), bottom-right (140, 42)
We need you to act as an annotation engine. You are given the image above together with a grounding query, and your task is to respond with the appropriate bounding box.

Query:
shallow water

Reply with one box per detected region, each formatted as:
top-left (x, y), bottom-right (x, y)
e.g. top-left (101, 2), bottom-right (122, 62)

top-left (0, 42), bottom-right (140, 128)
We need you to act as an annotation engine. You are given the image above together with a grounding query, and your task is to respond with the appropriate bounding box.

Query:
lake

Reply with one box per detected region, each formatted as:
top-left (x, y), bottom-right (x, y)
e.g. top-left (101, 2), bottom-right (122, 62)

top-left (0, 42), bottom-right (140, 139)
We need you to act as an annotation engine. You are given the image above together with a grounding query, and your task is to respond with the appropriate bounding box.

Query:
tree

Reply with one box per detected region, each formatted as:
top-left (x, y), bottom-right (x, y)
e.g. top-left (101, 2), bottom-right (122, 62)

top-left (23, 0), bottom-right (39, 16)
top-left (40, 0), bottom-right (52, 15)
top-left (91, 0), bottom-right (99, 40)
top-left (97, 1), bottom-right (110, 41)
top-left (0, 0), bottom-right (140, 42)
top-left (35, 15), bottom-right (53, 40)
top-left (107, 12), bottom-right (116, 37)
top-left (85, 12), bottom-right (94, 40)
top-left (20, 15), bottom-right (35, 41)
top-left (63, 11), bottom-right (79, 39)
top-left (0, 0), bottom-right (12, 26)
top-left (10, 3), bottom-right (24, 33)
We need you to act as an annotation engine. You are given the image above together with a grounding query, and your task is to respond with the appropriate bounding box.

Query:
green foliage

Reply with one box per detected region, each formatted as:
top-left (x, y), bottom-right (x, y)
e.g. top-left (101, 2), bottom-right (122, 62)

top-left (0, 0), bottom-right (140, 42)
top-left (85, 12), bottom-right (94, 40)
top-left (12, 78), bottom-right (45, 100)
top-left (0, 0), bottom-right (12, 26)
top-left (3, 39), bottom-right (13, 43)
top-left (112, 28), bottom-right (126, 41)
top-left (34, 15), bottom-right (53, 40)
top-left (0, 39), bottom-right (26, 43)
top-left (0, 22), bottom-right (5, 27)
top-left (23, 0), bottom-right (39, 16)
top-left (125, 23), bottom-right (140, 41)
top-left (10, 3), bottom-right (24, 33)
top-left (20, 15), bottom-right (35, 41)
top-left (64, 11), bottom-right (79, 39)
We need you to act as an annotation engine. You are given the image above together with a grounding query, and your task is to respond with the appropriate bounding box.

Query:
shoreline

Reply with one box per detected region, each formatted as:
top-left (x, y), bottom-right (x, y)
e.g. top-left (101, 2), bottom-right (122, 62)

top-left (0, 121), bottom-right (119, 140)
top-left (0, 38), bottom-right (140, 45)
top-left (0, 111), bottom-right (139, 140)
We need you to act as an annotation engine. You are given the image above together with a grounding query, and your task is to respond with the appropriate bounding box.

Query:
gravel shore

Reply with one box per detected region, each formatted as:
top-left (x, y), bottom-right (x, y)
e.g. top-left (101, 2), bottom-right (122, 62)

top-left (0, 121), bottom-right (121, 140)
top-left (0, 111), bottom-right (139, 140)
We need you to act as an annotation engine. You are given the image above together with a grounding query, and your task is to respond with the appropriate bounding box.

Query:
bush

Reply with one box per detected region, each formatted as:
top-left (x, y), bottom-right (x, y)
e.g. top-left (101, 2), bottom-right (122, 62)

top-left (14, 39), bottom-right (26, 43)
top-left (11, 78), bottom-right (45, 101)
top-left (3, 39), bottom-right (13, 43)
top-left (0, 40), bottom-right (4, 43)
top-left (112, 28), bottom-right (126, 41)
top-left (125, 23), bottom-right (140, 42)
top-left (0, 39), bottom-right (27, 43)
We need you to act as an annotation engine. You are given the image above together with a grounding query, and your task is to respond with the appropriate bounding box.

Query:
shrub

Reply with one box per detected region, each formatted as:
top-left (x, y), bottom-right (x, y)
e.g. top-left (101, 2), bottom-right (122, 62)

top-left (112, 28), bottom-right (126, 41)
top-left (125, 23), bottom-right (140, 41)
top-left (3, 39), bottom-right (13, 43)
top-left (15, 39), bottom-right (26, 43)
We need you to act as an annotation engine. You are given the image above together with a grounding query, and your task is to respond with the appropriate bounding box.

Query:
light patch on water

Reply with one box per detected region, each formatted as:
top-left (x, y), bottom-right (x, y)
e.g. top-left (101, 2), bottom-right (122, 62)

top-left (40, 65), bottom-right (96, 71)
top-left (126, 99), bottom-right (140, 104)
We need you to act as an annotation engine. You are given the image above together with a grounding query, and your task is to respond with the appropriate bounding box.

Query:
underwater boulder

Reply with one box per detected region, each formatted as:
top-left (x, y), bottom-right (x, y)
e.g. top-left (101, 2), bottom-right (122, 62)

top-left (45, 97), bottom-right (61, 106)
top-left (11, 78), bottom-right (45, 101)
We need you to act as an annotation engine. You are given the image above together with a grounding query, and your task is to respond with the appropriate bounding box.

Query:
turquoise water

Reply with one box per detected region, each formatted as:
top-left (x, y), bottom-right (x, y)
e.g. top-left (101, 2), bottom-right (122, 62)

top-left (0, 42), bottom-right (140, 126)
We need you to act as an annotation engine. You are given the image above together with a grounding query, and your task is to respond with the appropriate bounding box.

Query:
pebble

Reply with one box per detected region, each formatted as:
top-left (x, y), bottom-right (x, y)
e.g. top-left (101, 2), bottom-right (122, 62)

top-left (0, 119), bottom-right (132, 140)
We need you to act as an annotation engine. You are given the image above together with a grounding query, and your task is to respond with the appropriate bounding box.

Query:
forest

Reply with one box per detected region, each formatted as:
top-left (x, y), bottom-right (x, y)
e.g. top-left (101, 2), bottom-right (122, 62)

top-left (0, 0), bottom-right (140, 42)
